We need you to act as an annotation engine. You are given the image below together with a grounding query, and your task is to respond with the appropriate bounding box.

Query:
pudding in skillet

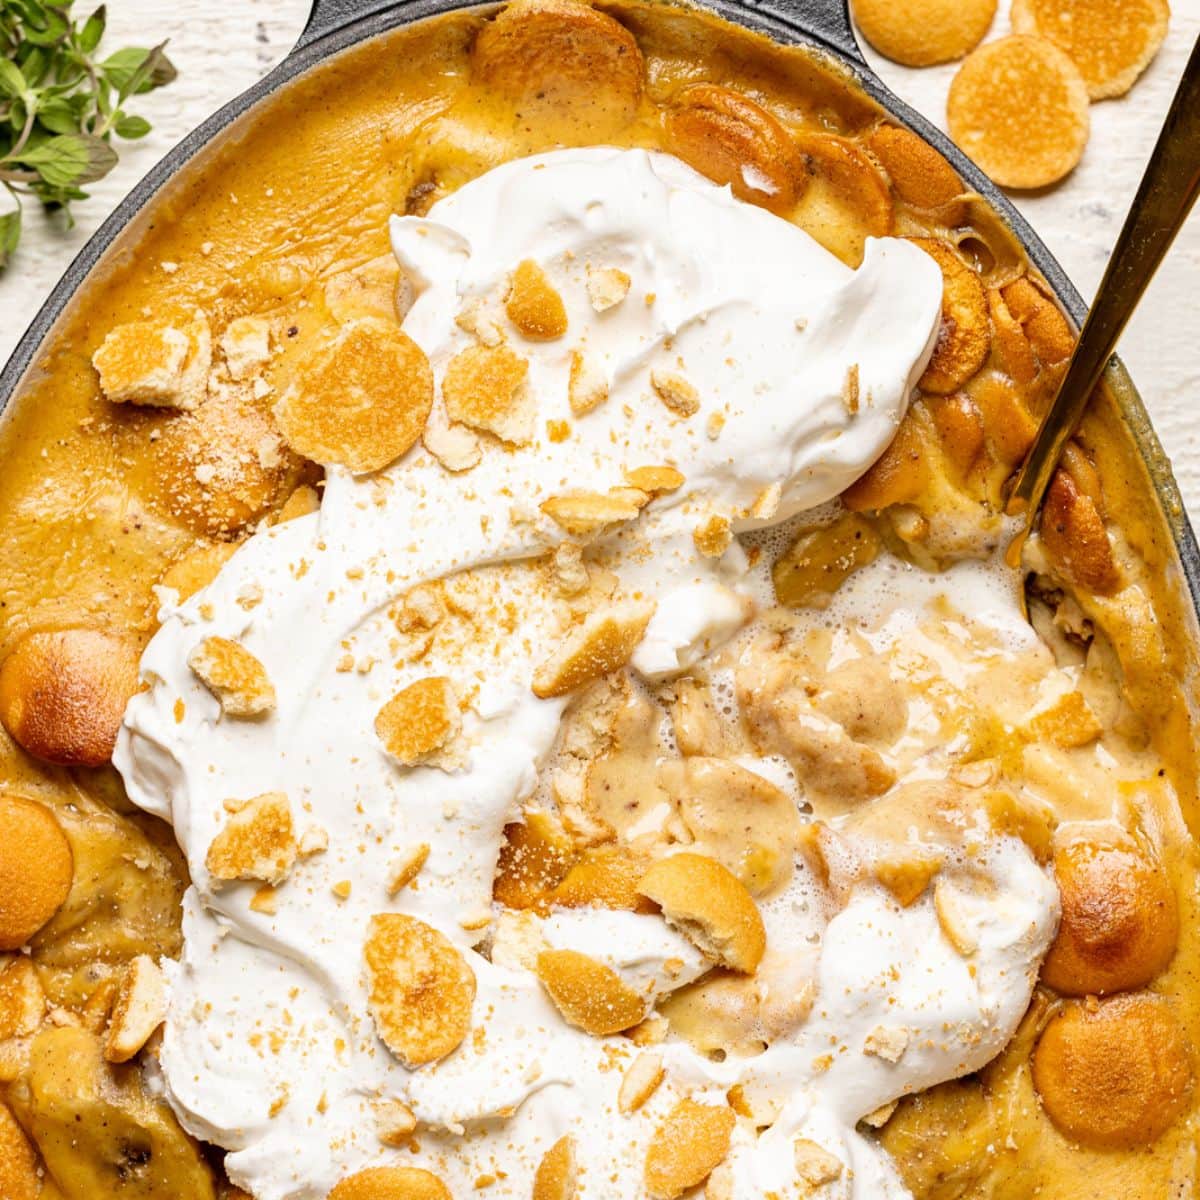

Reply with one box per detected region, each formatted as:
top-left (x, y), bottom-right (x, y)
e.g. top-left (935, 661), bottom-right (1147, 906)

top-left (0, 2), bottom-right (1197, 1198)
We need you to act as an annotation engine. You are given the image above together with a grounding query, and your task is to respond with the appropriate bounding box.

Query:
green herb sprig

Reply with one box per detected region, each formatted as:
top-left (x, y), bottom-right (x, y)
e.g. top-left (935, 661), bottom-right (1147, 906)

top-left (0, 1), bottom-right (177, 266)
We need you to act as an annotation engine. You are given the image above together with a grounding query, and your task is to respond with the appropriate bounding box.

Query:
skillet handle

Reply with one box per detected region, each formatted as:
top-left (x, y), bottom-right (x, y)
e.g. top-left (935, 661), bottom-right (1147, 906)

top-left (750, 0), bottom-right (864, 64)
top-left (300, 0), bottom-right (866, 64)
top-left (300, 0), bottom-right (409, 48)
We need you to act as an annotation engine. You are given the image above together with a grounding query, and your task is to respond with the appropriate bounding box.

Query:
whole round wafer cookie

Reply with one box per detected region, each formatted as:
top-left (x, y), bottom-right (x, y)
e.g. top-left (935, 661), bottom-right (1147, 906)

top-left (948, 36), bottom-right (1090, 189)
top-left (1011, 0), bottom-right (1169, 100)
top-left (852, 0), bottom-right (997, 66)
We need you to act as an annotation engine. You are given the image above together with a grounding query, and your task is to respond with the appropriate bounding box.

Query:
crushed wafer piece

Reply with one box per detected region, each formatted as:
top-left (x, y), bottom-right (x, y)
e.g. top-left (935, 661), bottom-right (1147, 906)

top-left (0, 958), bottom-right (44, 1039)
top-left (206, 792), bottom-right (297, 886)
top-left (706, 412), bottom-right (725, 440)
top-left (220, 316), bottom-right (272, 381)
top-left (395, 584), bottom-right (446, 634)
top-left (80, 977), bottom-right (120, 1033)
top-left (645, 1099), bottom-right (735, 1200)
top-left (693, 514), bottom-right (732, 559)
top-left (628, 1013), bottom-right (670, 1047)
top-left (551, 541), bottom-right (590, 597)
top-left (275, 317), bottom-right (434, 474)
top-left (364, 913), bottom-right (476, 1067)
top-left (92, 310), bottom-right (211, 409)
top-left (188, 636), bottom-right (276, 718)
top-left (389, 843), bottom-right (431, 894)
top-left (249, 886), bottom-right (278, 914)
top-left (442, 343), bottom-right (535, 445)
top-left (587, 264), bottom-right (632, 312)
top-left (455, 296), bottom-right (505, 347)
top-left (619, 1050), bottom-right (665, 1114)
top-left (748, 483), bottom-right (781, 522)
top-left (948, 36), bottom-right (1089, 189)
top-left (1011, 0), bottom-right (1167, 99)
top-left (550, 845), bottom-right (653, 912)
top-left (852, 0), bottom-right (996, 66)
top-left (540, 488), bottom-right (648, 537)
top-left (375, 677), bottom-right (462, 769)
top-left (651, 369), bottom-right (700, 418)
top-left (549, 768), bottom-right (614, 844)
top-left (506, 259), bottom-right (568, 340)
top-left (1028, 690), bottom-right (1103, 749)
top-left (537, 949), bottom-right (647, 1035)
top-left (494, 808), bottom-right (585, 912)
top-left (490, 910), bottom-right (549, 972)
top-left (934, 879), bottom-right (979, 956)
top-left (861, 1099), bottom-right (899, 1128)
top-left (950, 759), bottom-right (1000, 788)
top-left (459, 907), bottom-right (492, 932)
top-left (324, 255), bottom-right (404, 324)
top-left (532, 600), bottom-right (656, 698)
top-left (637, 853), bottom-right (766, 973)
top-left (236, 582), bottom-right (264, 611)
top-left (864, 1024), bottom-right (909, 1063)
top-left (625, 465), bottom-right (684, 495)
top-left (374, 1098), bottom-right (417, 1146)
top-left (705, 1162), bottom-right (734, 1200)
top-left (794, 1138), bottom-right (844, 1187)
top-left (298, 825), bottom-right (329, 857)
top-left (727, 1084), bottom-right (755, 1120)
top-left (255, 432), bottom-right (283, 469)
top-left (568, 350), bottom-right (609, 416)
top-left (424, 416), bottom-right (482, 473)
top-left (277, 485), bottom-right (320, 523)
top-left (843, 364), bottom-right (860, 415)
top-left (533, 1135), bottom-right (578, 1200)
top-left (104, 955), bottom-right (166, 1063)
top-left (875, 853), bottom-right (942, 907)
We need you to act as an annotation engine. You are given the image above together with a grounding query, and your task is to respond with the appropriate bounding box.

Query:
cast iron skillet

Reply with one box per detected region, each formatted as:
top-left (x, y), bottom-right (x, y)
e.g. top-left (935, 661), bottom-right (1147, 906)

top-left (2, 0), bottom-right (1197, 610)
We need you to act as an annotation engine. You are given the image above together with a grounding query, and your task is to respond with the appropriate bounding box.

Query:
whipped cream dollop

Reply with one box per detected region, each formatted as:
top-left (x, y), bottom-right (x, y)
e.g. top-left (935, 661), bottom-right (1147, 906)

top-left (114, 149), bottom-right (1059, 1200)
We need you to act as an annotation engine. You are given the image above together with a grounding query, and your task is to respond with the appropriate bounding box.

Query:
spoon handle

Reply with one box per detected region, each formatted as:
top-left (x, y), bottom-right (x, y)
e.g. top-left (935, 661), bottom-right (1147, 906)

top-left (1008, 35), bottom-right (1200, 519)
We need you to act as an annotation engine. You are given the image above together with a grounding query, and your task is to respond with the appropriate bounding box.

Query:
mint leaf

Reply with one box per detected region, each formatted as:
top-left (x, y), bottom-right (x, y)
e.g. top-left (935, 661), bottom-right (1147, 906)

top-left (0, 57), bottom-right (28, 98)
top-left (36, 95), bottom-right (77, 134)
top-left (0, 1), bottom-right (176, 267)
top-left (112, 112), bottom-right (149, 139)
top-left (78, 6), bottom-right (105, 55)
top-left (0, 208), bottom-right (21, 267)
top-left (19, 44), bottom-right (48, 86)
top-left (18, 131), bottom-right (117, 187)
top-left (101, 42), bottom-right (176, 97)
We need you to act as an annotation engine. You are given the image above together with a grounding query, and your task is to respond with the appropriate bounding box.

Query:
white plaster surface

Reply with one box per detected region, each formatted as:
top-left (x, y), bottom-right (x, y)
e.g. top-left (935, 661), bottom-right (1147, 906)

top-left (0, 0), bottom-right (1196, 508)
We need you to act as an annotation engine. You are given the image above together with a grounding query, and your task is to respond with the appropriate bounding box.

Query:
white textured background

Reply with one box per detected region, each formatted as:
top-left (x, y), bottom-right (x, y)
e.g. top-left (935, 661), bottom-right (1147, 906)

top-left (0, 0), bottom-right (1196, 508)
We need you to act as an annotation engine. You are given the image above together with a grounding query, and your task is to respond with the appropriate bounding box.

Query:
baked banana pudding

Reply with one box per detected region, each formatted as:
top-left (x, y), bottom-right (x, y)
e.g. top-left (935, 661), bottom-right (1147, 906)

top-left (0, 3), bottom-right (1196, 1199)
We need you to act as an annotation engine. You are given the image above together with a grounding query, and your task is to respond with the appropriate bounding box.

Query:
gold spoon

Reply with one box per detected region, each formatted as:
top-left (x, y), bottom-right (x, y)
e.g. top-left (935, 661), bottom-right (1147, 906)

top-left (1005, 35), bottom-right (1200, 566)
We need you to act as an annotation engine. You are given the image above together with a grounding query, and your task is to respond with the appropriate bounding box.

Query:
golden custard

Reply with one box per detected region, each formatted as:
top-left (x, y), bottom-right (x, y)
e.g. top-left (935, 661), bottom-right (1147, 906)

top-left (0, 1), bottom-right (1197, 1197)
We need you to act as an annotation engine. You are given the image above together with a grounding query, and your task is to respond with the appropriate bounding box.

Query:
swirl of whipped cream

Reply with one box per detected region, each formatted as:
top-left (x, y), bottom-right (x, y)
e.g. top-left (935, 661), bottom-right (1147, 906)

top-left (114, 149), bottom-right (1058, 1200)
